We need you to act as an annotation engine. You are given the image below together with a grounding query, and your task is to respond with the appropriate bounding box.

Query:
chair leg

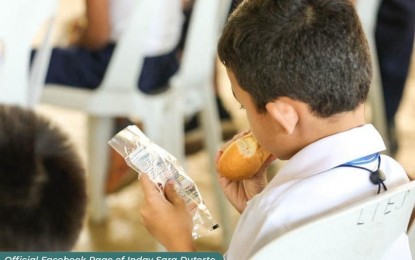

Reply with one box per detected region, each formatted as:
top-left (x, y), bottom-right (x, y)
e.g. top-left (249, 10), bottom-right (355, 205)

top-left (144, 101), bottom-right (185, 164)
top-left (200, 85), bottom-right (232, 248)
top-left (141, 105), bottom-right (182, 252)
top-left (86, 115), bottom-right (113, 222)
top-left (166, 102), bottom-right (186, 164)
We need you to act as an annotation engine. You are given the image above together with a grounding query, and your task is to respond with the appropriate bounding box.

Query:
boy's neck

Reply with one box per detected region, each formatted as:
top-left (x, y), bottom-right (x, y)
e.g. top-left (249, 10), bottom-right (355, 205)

top-left (306, 105), bottom-right (366, 139)
top-left (283, 104), bottom-right (366, 159)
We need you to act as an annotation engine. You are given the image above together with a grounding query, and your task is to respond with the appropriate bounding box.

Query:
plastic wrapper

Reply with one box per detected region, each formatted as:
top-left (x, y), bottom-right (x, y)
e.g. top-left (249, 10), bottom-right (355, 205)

top-left (108, 125), bottom-right (219, 239)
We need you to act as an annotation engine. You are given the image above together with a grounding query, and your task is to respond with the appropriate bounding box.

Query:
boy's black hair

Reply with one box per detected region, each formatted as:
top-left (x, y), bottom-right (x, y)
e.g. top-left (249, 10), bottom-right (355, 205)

top-left (218, 0), bottom-right (372, 117)
top-left (0, 105), bottom-right (87, 250)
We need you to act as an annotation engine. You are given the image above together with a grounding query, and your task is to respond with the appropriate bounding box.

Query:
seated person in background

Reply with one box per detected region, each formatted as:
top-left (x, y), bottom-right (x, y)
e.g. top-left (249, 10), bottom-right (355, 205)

top-left (351, 0), bottom-right (415, 155)
top-left (374, 0), bottom-right (415, 154)
top-left (47, 0), bottom-right (183, 94)
top-left (137, 0), bottom-right (412, 258)
top-left (38, 0), bottom-right (184, 193)
top-left (0, 105), bottom-right (87, 251)
top-left (39, 0), bottom-right (237, 193)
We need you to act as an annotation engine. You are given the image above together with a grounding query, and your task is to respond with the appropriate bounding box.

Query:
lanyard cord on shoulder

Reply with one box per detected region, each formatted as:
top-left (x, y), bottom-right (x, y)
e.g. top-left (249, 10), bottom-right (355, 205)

top-left (336, 153), bottom-right (387, 194)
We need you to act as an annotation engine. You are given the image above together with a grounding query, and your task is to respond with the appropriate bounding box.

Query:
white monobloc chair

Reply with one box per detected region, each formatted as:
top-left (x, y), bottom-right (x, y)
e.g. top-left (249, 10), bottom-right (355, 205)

top-left (356, 0), bottom-right (390, 152)
top-left (40, 0), bottom-right (233, 245)
top-left (0, 0), bottom-right (57, 107)
top-left (251, 181), bottom-right (415, 260)
top-left (409, 213), bottom-right (415, 257)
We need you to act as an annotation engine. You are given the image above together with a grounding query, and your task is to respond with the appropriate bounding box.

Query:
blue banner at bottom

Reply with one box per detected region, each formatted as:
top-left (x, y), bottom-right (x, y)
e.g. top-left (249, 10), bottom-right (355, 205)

top-left (0, 252), bottom-right (223, 260)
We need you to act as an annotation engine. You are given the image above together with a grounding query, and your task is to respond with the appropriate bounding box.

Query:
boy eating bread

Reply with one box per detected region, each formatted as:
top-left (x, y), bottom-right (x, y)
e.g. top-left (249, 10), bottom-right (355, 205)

top-left (137, 0), bottom-right (412, 258)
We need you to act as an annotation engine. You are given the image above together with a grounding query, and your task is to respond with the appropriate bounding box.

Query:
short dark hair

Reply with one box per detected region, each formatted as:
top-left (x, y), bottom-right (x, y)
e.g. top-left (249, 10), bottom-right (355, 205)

top-left (218, 0), bottom-right (372, 117)
top-left (0, 105), bottom-right (87, 250)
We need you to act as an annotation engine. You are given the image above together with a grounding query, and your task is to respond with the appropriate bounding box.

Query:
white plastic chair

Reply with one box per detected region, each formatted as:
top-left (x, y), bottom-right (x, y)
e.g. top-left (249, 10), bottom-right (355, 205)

top-left (355, 0), bottom-right (390, 152)
top-left (251, 181), bottom-right (415, 260)
top-left (40, 0), bottom-right (233, 245)
top-left (0, 0), bottom-right (57, 107)
top-left (409, 213), bottom-right (415, 257)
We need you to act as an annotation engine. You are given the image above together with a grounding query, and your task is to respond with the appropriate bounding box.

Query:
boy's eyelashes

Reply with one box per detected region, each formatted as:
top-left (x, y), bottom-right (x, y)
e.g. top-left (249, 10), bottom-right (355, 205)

top-left (239, 104), bottom-right (245, 110)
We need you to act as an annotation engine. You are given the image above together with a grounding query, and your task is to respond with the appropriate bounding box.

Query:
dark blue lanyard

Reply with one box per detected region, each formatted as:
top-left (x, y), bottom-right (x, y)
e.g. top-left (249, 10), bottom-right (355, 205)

top-left (337, 153), bottom-right (387, 194)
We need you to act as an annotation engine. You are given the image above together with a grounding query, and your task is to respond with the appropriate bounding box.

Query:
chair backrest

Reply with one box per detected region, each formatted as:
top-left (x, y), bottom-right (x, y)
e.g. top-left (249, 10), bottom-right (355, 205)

top-left (170, 0), bottom-right (233, 116)
top-left (98, 0), bottom-right (159, 92)
top-left (0, 0), bottom-right (57, 107)
top-left (63, 0), bottom-right (231, 118)
top-left (251, 181), bottom-right (415, 260)
top-left (174, 0), bottom-right (230, 86)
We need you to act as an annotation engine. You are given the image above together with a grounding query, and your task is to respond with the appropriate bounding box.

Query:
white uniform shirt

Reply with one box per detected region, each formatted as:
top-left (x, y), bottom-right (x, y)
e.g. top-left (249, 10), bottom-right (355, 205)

top-left (225, 124), bottom-right (411, 259)
top-left (108, 0), bottom-right (183, 56)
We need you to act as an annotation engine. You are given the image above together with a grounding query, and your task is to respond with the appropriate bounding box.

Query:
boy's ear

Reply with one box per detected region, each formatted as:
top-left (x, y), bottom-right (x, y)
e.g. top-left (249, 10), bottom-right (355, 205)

top-left (265, 99), bottom-right (299, 134)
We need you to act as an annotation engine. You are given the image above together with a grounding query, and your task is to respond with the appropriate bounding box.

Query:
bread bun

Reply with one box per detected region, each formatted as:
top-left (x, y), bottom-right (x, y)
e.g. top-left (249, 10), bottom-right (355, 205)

top-left (218, 132), bottom-right (271, 180)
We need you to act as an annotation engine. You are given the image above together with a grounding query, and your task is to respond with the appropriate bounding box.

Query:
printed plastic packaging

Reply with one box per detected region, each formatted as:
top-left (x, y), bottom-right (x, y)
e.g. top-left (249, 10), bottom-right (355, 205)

top-left (108, 125), bottom-right (219, 239)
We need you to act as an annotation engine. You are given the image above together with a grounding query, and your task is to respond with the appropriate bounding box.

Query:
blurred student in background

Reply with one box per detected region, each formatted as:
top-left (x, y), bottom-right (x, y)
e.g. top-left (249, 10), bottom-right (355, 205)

top-left (36, 0), bottom-right (184, 193)
top-left (45, 0), bottom-right (183, 93)
top-left (374, 0), bottom-right (415, 154)
top-left (353, 0), bottom-right (415, 154)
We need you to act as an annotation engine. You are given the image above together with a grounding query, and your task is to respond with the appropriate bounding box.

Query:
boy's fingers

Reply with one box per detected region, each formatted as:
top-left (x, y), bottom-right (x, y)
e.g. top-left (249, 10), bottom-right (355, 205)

top-left (217, 131), bottom-right (248, 162)
top-left (140, 175), bottom-right (186, 209)
top-left (164, 180), bottom-right (185, 207)
top-left (139, 174), bottom-right (159, 196)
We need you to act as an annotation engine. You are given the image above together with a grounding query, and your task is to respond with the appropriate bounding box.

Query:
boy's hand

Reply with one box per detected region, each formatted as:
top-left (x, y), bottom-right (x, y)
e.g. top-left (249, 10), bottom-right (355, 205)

top-left (216, 133), bottom-right (277, 213)
top-left (139, 174), bottom-right (195, 251)
top-left (66, 17), bottom-right (87, 46)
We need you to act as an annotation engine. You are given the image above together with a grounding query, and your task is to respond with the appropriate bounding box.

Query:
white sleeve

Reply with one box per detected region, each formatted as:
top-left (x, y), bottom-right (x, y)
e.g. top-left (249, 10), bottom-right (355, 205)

top-left (109, 0), bottom-right (184, 55)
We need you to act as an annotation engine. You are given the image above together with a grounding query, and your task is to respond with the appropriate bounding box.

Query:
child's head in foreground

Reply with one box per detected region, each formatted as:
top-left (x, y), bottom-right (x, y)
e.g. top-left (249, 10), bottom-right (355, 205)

top-left (218, 0), bottom-right (372, 158)
top-left (0, 105), bottom-right (87, 250)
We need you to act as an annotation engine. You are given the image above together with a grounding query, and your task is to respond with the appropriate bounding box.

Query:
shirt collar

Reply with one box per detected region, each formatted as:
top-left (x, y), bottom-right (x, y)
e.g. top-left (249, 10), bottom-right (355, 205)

top-left (267, 124), bottom-right (386, 189)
